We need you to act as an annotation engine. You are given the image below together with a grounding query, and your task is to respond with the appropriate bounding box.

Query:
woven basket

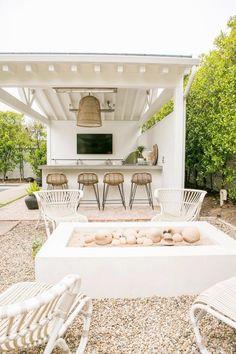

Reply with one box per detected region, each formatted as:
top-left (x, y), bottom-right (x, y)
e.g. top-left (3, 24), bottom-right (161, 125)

top-left (77, 95), bottom-right (102, 127)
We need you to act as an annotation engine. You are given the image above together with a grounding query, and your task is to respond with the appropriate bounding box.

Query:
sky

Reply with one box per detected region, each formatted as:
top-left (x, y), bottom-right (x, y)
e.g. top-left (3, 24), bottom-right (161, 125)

top-left (0, 0), bottom-right (235, 112)
top-left (0, 0), bottom-right (235, 57)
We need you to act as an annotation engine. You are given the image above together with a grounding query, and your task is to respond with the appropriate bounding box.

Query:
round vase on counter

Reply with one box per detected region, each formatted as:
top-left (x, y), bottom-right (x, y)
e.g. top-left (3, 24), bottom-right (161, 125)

top-left (25, 195), bottom-right (39, 210)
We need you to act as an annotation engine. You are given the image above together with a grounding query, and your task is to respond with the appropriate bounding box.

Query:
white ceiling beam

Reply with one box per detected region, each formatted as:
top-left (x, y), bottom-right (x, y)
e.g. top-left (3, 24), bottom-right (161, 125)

top-left (2, 64), bottom-right (10, 72)
top-left (25, 64), bottom-right (32, 72)
top-left (34, 94), bottom-right (50, 118)
top-left (70, 64), bottom-right (78, 72)
top-left (0, 88), bottom-right (48, 124)
top-left (48, 64), bottom-right (55, 72)
top-left (130, 90), bottom-right (140, 120)
top-left (121, 89), bottom-right (128, 121)
top-left (37, 89), bottom-right (58, 120)
top-left (139, 88), bottom-right (174, 126)
top-left (162, 67), bottom-right (169, 74)
top-left (94, 65), bottom-right (101, 73)
top-left (67, 93), bottom-right (76, 120)
top-left (139, 66), bottom-right (146, 73)
top-left (54, 93), bottom-right (68, 120)
top-left (17, 87), bottom-right (28, 104)
top-left (117, 65), bottom-right (124, 73)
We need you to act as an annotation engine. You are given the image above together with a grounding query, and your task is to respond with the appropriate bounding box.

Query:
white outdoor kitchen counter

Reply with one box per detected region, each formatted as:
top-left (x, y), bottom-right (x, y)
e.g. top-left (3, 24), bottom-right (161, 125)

top-left (39, 164), bottom-right (162, 170)
top-left (40, 164), bottom-right (163, 204)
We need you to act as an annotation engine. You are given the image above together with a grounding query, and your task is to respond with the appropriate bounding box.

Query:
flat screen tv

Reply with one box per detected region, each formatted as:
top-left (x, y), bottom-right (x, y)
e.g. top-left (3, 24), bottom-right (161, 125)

top-left (77, 134), bottom-right (113, 154)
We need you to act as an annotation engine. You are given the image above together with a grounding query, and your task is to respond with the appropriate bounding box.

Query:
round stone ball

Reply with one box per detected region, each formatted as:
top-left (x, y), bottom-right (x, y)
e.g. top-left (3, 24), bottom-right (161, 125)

top-left (126, 236), bottom-right (137, 245)
top-left (143, 238), bottom-right (153, 246)
top-left (111, 239), bottom-right (120, 246)
top-left (172, 233), bottom-right (183, 243)
top-left (120, 236), bottom-right (127, 245)
top-left (84, 234), bottom-right (95, 243)
top-left (95, 230), bottom-right (113, 245)
top-left (182, 227), bottom-right (200, 243)
top-left (146, 229), bottom-right (162, 243)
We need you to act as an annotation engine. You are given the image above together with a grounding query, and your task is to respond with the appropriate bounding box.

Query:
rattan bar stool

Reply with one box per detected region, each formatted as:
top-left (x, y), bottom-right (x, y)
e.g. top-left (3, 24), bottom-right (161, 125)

top-left (129, 172), bottom-right (154, 209)
top-left (46, 173), bottom-right (68, 189)
top-left (102, 172), bottom-right (126, 209)
top-left (78, 173), bottom-right (100, 209)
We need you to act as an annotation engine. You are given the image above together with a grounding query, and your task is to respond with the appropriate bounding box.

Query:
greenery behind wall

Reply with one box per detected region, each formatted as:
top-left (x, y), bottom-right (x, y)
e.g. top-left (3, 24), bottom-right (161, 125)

top-left (0, 112), bottom-right (46, 180)
top-left (142, 16), bottom-right (236, 200)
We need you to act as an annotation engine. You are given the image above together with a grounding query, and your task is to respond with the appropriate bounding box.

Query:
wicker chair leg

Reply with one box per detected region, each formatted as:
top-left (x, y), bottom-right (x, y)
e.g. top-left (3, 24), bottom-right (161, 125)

top-left (76, 298), bottom-right (93, 354)
top-left (190, 306), bottom-right (210, 354)
top-left (54, 338), bottom-right (71, 353)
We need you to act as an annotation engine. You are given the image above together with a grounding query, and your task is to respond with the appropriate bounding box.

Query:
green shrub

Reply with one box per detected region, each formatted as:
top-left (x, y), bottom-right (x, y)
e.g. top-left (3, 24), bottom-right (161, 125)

top-left (228, 188), bottom-right (236, 203)
top-left (32, 237), bottom-right (44, 257)
top-left (26, 181), bottom-right (40, 196)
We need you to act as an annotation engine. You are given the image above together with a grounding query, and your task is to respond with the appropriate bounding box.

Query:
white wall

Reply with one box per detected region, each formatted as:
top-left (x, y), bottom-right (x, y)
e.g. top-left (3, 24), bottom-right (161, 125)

top-left (48, 121), bottom-right (140, 163)
top-left (138, 113), bottom-right (175, 188)
top-left (0, 162), bottom-right (34, 180)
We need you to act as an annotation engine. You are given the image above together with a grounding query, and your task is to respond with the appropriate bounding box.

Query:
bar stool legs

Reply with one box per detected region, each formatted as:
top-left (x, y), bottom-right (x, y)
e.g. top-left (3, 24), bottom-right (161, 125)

top-left (129, 173), bottom-right (154, 209)
top-left (78, 173), bottom-right (100, 209)
top-left (102, 173), bottom-right (126, 209)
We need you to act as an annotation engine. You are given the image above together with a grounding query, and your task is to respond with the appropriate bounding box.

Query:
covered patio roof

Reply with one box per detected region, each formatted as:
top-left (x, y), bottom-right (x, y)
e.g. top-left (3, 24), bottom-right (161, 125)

top-left (0, 53), bottom-right (199, 125)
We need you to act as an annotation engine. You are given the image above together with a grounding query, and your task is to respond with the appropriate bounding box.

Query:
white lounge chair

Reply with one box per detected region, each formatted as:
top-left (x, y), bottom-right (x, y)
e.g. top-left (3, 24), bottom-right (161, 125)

top-left (190, 277), bottom-right (236, 354)
top-left (35, 189), bottom-right (88, 237)
top-left (151, 188), bottom-right (207, 221)
top-left (0, 274), bottom-right (92, 354)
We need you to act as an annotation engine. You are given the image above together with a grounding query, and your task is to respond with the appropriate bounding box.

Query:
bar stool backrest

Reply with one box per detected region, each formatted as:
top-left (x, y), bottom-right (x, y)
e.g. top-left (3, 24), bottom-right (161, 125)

top-left (103, 173), bottom-right (124, 185)
top-left (131, 173), bottom-right (152, 185)
top-left (46, 173), bottom-right (68, 186)
top-left (78, 173), bottom-right (98, 185)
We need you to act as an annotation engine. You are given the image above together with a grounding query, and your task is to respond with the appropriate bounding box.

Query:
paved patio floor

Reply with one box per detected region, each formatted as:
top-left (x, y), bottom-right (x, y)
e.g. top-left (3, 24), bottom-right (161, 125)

top-left (0, 196), bottom-right (157, 221)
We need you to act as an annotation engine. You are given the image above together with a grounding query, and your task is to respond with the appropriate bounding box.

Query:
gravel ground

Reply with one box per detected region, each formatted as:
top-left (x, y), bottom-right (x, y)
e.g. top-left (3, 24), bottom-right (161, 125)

top-left (0, 220), bottom-right (236, 353)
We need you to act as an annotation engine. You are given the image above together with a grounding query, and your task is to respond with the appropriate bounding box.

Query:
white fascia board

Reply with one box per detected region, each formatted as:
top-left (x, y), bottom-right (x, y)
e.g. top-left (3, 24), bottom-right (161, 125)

top-left (0, 53), bottom-right (200, 66)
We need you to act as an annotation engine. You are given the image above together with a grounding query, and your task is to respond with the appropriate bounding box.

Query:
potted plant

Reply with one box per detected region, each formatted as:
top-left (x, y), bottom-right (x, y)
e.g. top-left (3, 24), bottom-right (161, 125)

top-left (136, 145), bottom-right (145, 164)
top-left (137, 145), bottom-right (145, 158)
top-left (25, 181), bottom-right (40, 210)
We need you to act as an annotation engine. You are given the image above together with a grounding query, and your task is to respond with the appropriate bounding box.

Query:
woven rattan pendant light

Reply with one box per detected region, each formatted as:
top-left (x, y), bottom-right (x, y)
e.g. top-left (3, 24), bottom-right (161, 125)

top-left (77, 95), bottom-right (102, 127)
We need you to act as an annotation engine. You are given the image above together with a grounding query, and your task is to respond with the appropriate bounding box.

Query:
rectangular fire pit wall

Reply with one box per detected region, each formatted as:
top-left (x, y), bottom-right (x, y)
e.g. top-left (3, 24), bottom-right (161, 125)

top-left (35, 221), bottom-right (236, 298)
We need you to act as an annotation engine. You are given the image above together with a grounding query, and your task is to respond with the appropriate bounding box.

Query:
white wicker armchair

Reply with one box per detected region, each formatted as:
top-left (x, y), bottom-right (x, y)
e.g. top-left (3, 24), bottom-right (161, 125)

top-left (0, 274), bottom-right (92, 354)
top-left (35, 189), bottom-right (88, 237)
top-left (151, 188), bottom-right (207, 222)
top-left (190, 277), bottom-right (236, 354)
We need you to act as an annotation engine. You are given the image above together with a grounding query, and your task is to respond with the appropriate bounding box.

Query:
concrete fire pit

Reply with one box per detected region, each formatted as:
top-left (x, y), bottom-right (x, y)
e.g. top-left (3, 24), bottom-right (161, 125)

top-left (35, 221), bottom-right (236, 298)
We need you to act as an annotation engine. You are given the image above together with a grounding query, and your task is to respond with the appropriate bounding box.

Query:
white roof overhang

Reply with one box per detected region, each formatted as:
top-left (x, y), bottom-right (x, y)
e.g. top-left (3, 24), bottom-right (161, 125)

top-left (0, 53), bottom-right (199, 125)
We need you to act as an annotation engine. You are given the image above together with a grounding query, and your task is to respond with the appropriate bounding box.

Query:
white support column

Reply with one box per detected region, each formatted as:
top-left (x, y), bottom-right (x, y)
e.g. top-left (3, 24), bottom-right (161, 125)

top-left (173, 76), bottom-right (185, 188)
top-left (46, 123), bottom-right (52, 165)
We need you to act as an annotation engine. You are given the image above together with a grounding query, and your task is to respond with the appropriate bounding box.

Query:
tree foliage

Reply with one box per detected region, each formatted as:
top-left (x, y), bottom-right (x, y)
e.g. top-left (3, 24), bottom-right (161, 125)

top-left (186, 16), bottom-right (236, 189)
top-left (26, 123), bottom-right (47, 178)
top-left (0, 112), bottom-right (30, 180)
top-left (0, 113), bottom-right (47, 180)
top-left (142, 99), bottom-right (173, 133)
